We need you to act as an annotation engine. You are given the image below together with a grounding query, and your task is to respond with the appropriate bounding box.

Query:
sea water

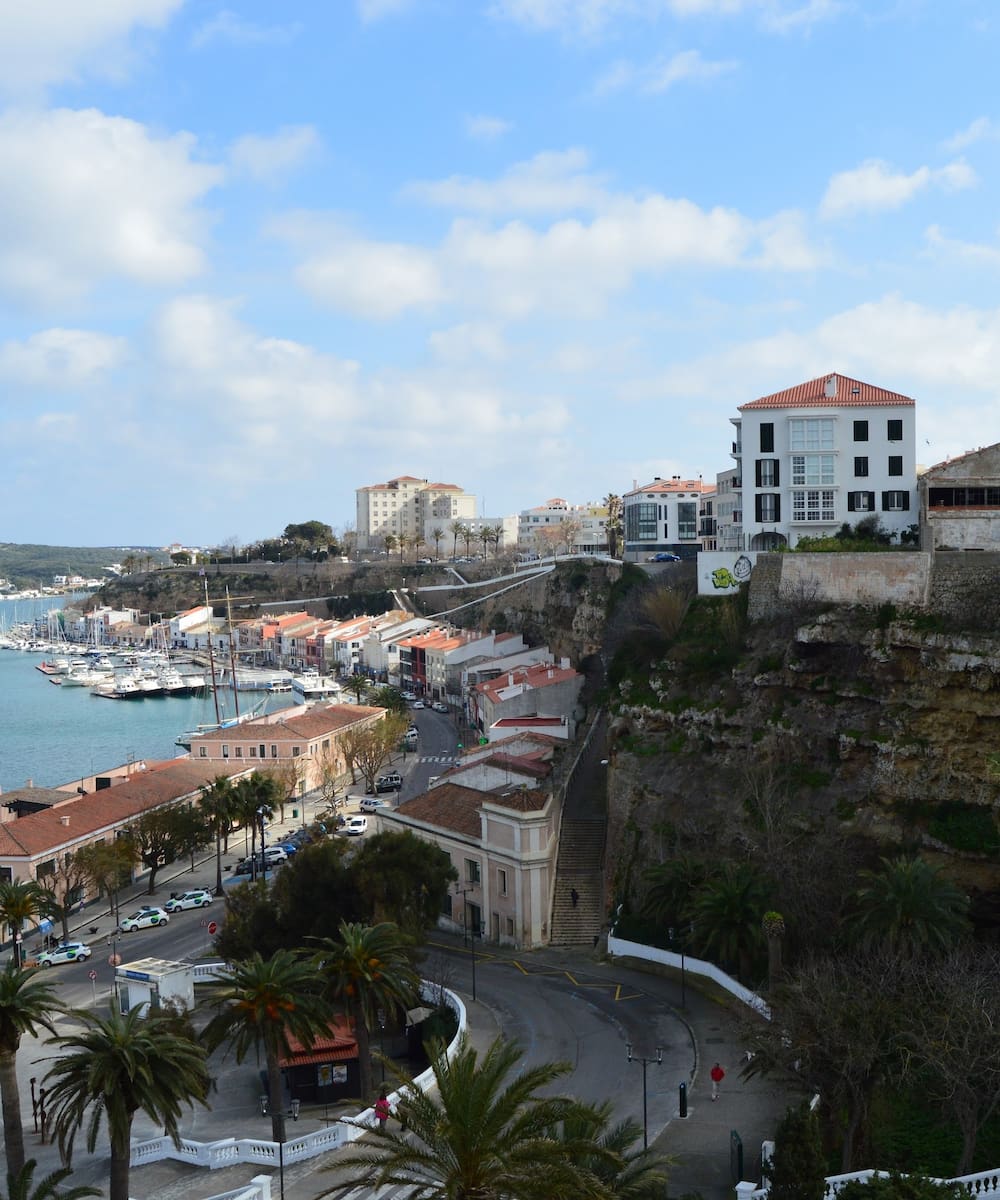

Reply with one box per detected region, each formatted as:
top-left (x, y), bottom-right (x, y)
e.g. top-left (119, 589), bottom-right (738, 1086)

top-left (0, 595), bottom-right (295, 792)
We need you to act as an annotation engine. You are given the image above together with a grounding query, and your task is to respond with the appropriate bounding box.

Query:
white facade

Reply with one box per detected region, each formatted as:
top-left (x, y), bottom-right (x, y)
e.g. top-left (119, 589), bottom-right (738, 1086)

top-left (732, 373), bottom-right (917, 550)
top-left (622, 478), bottom-right (710, 562)
top-left (423, 514), bottom-right (518, 557)
top-left (517, 499), bottom-right (609, 554)
top-left (355, 476), bottom-right (476, 551)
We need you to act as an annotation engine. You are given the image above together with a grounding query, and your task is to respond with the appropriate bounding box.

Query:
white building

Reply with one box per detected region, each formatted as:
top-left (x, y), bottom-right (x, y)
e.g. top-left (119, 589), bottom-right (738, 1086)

top-left (622, 478), bottom-right (711, 562)
top-left (355, 476), bottom-right (476, 551)
top-left (517, 499), bottom-right (609, 555)
top-left (732, 372), bottom-right (917, 550)
top-left (423, 514), bottom-right (518, 558)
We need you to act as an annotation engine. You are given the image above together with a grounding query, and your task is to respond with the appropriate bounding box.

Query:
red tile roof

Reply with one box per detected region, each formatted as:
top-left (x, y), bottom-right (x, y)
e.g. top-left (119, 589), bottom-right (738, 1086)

top-left (624, 479), bottom-right (709, 497)
top-left (279, 1018), bottom-right (357, 1067)
top-left (739, 373), bottom-right (915, 410)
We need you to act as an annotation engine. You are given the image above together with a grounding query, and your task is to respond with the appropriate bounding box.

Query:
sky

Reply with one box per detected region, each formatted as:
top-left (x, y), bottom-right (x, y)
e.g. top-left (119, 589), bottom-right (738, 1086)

top-left (5, 0), bottom-right (1000, 548)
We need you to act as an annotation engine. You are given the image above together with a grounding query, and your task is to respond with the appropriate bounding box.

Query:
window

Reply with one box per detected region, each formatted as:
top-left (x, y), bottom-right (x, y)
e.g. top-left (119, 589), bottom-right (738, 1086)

top-left (235, 746), bottom-right (242, 758)
top-left (199, 746), bottom-right (207, 758)
top-left (259, 745), bottom-right (266, 759)
top-left (506, 916), bottom-right (515, 936)
top-left (37, 859), bottom-right (55, 878)
top-left (790, 418), bottom-right (835, 451)
top-left (292, 746), bottom-right (301, 757)
top-left (498, 867), bottom-right (508, 897)
top-left (465, 859), bottom-right (481, 884)
top-left (888, 456), bottom-right (903, 477)
top-left (222, 744), bottom-right (229, 758)
top-left (854, 457), bottom-right (869, 477)
top-left (853, 420), bottom-right (869, 442)
top-left (755, 494), bottom-right (780, 522)
top-left (887, 419), bottom-right (903, 442)
top-left (677, 501), bottom-right (697, 539)
top-left (625, 502), bottom-right (658, 542)
top-left (792, 490), bottom-right (836, 522)
top-left (270, 744), bottom-right (278, 758)
top-left (791, 454), bottom-right (835, 486)
top-left (756, 459), bottom-right (779, 487)
top-left (759, 423), bottom-right (774, 452)
top-left (882, 490), bottom-right (910, 512)
top-left (847, 491), bottom-right (875, 511)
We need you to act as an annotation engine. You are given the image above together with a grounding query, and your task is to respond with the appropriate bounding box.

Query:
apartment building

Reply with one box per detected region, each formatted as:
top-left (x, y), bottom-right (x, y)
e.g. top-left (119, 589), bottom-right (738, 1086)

top-left (622, 477), bottom-right (712, 562)
top-left (732, 372), bottom-right (917, 550)
top-left (355, 476), bottom-right (476, 551)
top-left (517, 499), bottom-right (609, 555)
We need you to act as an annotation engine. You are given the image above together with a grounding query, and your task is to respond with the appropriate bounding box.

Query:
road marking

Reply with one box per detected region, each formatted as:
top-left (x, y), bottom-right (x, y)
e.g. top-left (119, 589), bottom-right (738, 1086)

top-left (427, 941), bottom-right (642, 1000)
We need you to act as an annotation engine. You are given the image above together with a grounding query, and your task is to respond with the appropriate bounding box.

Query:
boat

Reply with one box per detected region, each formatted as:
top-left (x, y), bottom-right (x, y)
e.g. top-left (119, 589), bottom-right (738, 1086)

top-left (291, 672), bottom-right (342, 705)
top-left (174, 695), bottom-right (271, 748)
top-left (60, 667), bottom-right (107, 687)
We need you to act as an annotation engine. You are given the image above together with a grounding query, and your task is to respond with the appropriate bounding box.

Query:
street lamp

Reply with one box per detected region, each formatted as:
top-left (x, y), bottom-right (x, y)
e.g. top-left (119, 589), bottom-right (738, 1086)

top-left (107, 933), bottom-right (122, 1007)
top-left (454, 883), bottom-right (481, 1002)
top-left (626, 1043), bottom-right (663, 1150)
top-left (377, 1007), bottom-right (387, 1084)
top-left (259, 1097), bottom-right (300, 1200)
top-left (668, 925), bottom-right (690, 1010)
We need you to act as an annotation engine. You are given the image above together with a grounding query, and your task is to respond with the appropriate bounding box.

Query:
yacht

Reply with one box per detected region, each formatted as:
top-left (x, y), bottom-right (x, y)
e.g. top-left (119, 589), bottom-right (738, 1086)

top-left (291, 672), bottom-right (342, 705)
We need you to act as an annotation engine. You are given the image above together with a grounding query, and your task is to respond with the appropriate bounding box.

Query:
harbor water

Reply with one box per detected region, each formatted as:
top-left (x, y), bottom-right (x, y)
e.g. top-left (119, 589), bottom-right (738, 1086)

top-left (0, 595), bottom-right (295, 792)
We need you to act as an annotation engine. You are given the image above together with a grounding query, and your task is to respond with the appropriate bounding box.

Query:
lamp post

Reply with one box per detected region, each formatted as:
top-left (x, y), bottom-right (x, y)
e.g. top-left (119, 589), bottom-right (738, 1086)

top-left (668, 926), bottom-right (687, 1010)
top-left (626, 1042), bottom-right (662, 1150)
top-left (377, 1007), bottom-right (386, 1084)
top-left (454, 883), bottom-right (479, 1002)
top-left (259, 1097), bottom-right (300, 1200)
top-left (107, 933), bottom-right (122, 1008)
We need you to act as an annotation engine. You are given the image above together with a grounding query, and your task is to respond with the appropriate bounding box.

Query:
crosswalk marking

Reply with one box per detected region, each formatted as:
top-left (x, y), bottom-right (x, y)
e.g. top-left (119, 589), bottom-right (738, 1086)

top-left (418, 755), bottom-right (458, 764)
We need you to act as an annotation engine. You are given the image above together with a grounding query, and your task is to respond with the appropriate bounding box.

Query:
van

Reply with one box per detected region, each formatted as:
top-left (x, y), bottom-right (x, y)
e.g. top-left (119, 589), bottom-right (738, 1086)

top-left (375, 772), bottom-right (402, 793)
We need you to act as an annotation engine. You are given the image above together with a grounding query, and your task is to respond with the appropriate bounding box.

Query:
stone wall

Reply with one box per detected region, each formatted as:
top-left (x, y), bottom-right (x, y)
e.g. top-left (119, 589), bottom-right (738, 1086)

top-left (928, 551), bottom-right (1000, 628)
top-left (749, 552), bottom-right (931, 621)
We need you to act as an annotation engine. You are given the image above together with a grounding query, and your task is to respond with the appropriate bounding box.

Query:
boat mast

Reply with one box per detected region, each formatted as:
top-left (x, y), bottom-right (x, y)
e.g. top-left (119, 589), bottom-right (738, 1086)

top-left (204, 577), bottom-right (221, 724)
top-left (225, 587), bottom-right (241, 718)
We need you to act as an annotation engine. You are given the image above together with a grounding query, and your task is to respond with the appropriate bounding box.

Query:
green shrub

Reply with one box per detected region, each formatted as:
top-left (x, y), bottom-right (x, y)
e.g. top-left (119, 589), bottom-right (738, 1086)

top-left (928, 802), bottom-right (1000, 854)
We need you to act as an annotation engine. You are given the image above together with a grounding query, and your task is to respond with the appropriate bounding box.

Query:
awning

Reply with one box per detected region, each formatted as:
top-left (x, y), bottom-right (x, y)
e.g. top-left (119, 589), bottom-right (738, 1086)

top-left (406, 1006), bottom-right (434, 1027)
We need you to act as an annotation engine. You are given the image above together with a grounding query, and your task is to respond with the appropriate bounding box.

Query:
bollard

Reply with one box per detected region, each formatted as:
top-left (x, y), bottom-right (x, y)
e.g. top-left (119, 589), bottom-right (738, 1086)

top-left (679, 1080), bottom-right (688, 1119)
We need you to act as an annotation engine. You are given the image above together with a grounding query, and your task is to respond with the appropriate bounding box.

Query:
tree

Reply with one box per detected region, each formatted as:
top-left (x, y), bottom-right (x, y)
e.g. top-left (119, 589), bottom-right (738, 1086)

top-left (461, 525), bottom-right (475, 557)
top-left (327, 1034), bottom-right (611, 1199)
top-left (551, 1100), bottom-right (672, 1199)
top-left (125, 806), bottom-right (196, 895)
top-left (313, 921), bottom-right (420, 1102)
top-left (44, 1005), bottom-right (210, 1200)
top-left (229, 772), bottom-right (280, 868)
top-left (74, 841), bottom-right (134, 926)
top-left (687, 862), bottom-right (771, 979)
top-left (432, 528), bottom-right (444, 561)
top-left (603, 494), bottom-right (623, 558)
top-left (340, 714), bottom-right (409, 793)
top-left (264, 761), bottom-right (302, 823)
top-left (284, 520), bottom-right (335, 549)
top-left (369, 685), bottom-right (406, 714)
top-left (767, 1102), bottom-right (827, 1200)
top-left (0, 883), bottom-right (47, 970)
top-left (199, 776), bottom-right (236, 897)
top-left (848, 856), bottom-right (970, 956)
top-left (201, 949), bottom-right (333, 1143)
top-left (480, 526), bottom-right (492, 559)
top-left (491, 523), bottom-right (506, 557)
top-left (346, 674), bottom-right (370, 703)
top-left (384, 534), bottom-right (398, 560)
top-left (0, 965), bottom-right (63, 1179)
top-left (559, 516), bottom-right (583, 555)
top-left (35, 853), bottom-right (89, 945)
top-left (449, 520), bottom-right (465, 559)
top-left (641, 855), bottom-right (707, 932)
top-left (351, 832), bottom-right (458, 936)
top-left (0, 1160), bottom-right (98, 1200)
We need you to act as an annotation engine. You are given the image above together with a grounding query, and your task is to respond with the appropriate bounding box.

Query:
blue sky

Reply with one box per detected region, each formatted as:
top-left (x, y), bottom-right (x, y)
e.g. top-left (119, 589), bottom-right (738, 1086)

top-left (5, 0), bottom-right (1000, 547)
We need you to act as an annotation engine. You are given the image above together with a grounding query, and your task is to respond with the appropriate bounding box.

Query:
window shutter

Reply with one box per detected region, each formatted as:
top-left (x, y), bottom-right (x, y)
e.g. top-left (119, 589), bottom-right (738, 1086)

top-left (867, 492), bottom-right (875, 511)
top-left (760, 423), bottom-right (774, 452)
top-left (881, 492), bottom-right (890, 511)
top-left (773, 496), bottom-right (781, 521)
top-left (902, 492), bottom-right (910, 511)
top-left (773, 460), bottom-right (780, 486)
top-left (755, 495), bottom-right (763, 522)
top-left (847, 493), bottom-right (857, 512)
top-left (755, 461), bottom-right (763, 487)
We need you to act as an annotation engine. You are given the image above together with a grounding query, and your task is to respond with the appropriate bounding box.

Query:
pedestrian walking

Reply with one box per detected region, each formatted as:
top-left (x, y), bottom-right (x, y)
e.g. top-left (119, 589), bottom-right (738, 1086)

top-left (710, 1062), bottom-right (725, 1101)
top-left (374, 1089), bottom-right (391, 1131)
top-left (570, 887), bottom-right (579, 908)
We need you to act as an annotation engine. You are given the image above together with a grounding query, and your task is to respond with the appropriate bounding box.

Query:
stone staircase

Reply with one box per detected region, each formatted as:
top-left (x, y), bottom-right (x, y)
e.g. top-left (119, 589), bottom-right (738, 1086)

top-left (549, 817), bottom-right (605, 946)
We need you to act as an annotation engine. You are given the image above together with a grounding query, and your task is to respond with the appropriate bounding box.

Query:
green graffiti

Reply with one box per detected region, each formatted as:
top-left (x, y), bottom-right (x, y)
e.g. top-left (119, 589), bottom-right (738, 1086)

top-left (712, 567), bottom-right (737, 590)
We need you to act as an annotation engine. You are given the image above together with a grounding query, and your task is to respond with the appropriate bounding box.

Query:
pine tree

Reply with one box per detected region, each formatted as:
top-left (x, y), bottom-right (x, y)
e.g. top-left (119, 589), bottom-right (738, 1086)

top-left (768, 1102), bottom-right (827, 1200)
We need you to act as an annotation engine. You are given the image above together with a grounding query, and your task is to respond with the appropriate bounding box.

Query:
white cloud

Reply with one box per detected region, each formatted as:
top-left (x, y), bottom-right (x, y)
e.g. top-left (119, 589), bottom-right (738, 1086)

top-left (943, 117), bottom-right (1000, 153)
top-left (428, 322), bottom-right (509, 363)
top-left (820, 158), bottom-right (977, 220)
top-left (0, 328), bottom-right (126, 387)
top-left (191, 9), bottom-right (302, 48)
top-left (597, 49), bottom-right (737, 94)
top-left (924, 224), bottom-right (1000, 268)
top-left (0, 0), bottom-right (182, 97)
top-left (491, 0), bottom-right (833, 36)
top-left (404, 149), bottom-right (609, 214)
top-left (357, 0), bottom-right (415, 20)
top-left (0, 107), bottom-right (222, 305)
top-left (465, 114), bottom-right (514, 141)
top-left (295, 239), bottom-right (444, 319)
top-left (761, 0), bottom-right (841, 34)
top-left (228, 126), bottom-right (319, 181)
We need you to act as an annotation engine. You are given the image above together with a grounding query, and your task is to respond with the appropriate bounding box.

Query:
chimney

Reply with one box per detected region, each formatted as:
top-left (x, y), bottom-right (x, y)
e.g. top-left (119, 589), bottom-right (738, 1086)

top-left (60, 815), bottom-right (70, 826)
top-left (824, 375), bottom-right (837, 398)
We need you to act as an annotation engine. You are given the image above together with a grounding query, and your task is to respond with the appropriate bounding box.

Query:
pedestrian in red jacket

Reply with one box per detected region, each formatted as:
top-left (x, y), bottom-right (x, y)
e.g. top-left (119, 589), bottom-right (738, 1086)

top-left (374, 1089), bottom-right (391, 1131)
top-left (710, 1062), bottom-right (725, 1101)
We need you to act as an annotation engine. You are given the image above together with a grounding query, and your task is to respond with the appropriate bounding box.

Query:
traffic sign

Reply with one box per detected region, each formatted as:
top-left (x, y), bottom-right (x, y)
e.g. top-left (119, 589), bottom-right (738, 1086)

top-left (88, 969), bottom-right (97, 981)
top-left (207, 921), bottom-right (218, 936)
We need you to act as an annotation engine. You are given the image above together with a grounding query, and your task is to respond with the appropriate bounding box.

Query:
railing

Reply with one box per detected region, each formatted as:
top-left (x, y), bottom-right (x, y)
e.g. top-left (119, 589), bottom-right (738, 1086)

top-left (130, 981), bottom-right (466, 1171)
top-left (736, 1167), bottom-right (1000, 1200)
top-left (199, 1179), bottom-right (272, 1200)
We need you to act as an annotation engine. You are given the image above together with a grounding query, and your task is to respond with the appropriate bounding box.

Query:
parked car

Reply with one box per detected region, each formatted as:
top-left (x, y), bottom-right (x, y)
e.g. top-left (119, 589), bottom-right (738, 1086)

top-left (360, 796), bottom-right (390, 813)
top-left (277, 841), bottom-right (300, 856)
top-left (432, 701), bottom-right (448, 713)
top-left (401, 691), bottom-right (417, 701)
top-left (37, 941), bottom-right (92, 967)
top-left (647, 552), bottom-right (681, 562)
top-left (341, 815), bottom-right (369, 836)
top-left (411, 700), bottom-right (425, 709)
top-left (164, 889), bottom-right (213, 912)
top-left (119, 907), bottom-right (170, 932)
top-left (375, 772), bottom-right (402, 793)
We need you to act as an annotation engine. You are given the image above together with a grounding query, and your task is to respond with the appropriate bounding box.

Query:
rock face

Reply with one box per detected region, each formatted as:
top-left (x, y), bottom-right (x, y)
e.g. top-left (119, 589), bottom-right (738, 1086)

top-left (605, 602), bottom-right (1000, 906)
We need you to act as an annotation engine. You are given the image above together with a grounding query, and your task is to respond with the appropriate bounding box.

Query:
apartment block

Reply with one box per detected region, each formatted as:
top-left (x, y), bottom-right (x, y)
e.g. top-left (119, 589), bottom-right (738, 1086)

top-left (356, 476), bottom-right (476, 550)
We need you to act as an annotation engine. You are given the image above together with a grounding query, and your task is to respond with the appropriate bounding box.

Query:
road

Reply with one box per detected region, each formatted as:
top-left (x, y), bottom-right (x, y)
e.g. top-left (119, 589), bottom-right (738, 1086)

top-left (395, 704), bottom-right (461, 800)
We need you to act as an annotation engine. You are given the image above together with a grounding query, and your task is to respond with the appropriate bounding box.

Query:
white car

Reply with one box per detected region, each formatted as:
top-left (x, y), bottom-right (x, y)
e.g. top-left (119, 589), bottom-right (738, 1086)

top-left (411, 700), bottom-right (425, 709)
top-left (341, 815), bottom-right (369, 836)
top-left (119, 907), bottom-right (170, 932)
top-left (432, 701), bottom-right (448, 713)
top-left (359, 796), bottom-right (390, 814)
top-left (401, 691), bottom-right (417, 701)
top-left (37, 941), bottom-right (92, 967)
top-left (164, 889), bottom-right (213, 912)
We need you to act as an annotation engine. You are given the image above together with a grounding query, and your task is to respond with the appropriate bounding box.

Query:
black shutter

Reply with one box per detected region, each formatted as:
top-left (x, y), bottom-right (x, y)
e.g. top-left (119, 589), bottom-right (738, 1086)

top-left (773, 460), bottom-right (780, 486)
top-left (755, 460), bottom-right (762, 487)
top-left (902, 492), bottom-right (910, 511)
top-left (881, 492), bottom-right (890, 511)
top-left (867, 492), bottom-right (875, 511)
top-left (755, 495), bottom-right (763, 522)
top-left (760, 423), bottom-right (774, 452)
top-left (847, 493), bottom-right (857, 512)
top-left (773, 496), bottom-right (781, 521)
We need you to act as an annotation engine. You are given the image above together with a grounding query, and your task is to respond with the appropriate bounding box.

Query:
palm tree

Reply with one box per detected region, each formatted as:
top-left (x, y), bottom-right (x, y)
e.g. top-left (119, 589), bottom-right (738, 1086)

top-left (230, 772), bottom-right (280, 869)
top-left (0, 965), bottom-right (63, 1178)
top-left (552, 1100), bottom-right (672, 1198)
top-left (1, 1160), bottom-right (98, 1200)
top-left (641, 855), bottom-right (707, 930)
top-left (199, 775), bottom-right (235, 896)
top-left (461, 525), bottom-right (475, 557)
top-left (431, 528), bottom-right (444, 561)
top-left (491, 523), bottom-right (505, 557)
top-left (688, 862), bottom-right (771, 979)
top-left (201, 949), bottom-right (333, 1143)
top-left (384, 534), bottom-right (398, 560)
top-left (848, 855), bottom-right (970, 956)
top-left (603, 493), bottom-right (622, 558)
top-left (449, 520), bottom-right (465, 559)
top-left (480, 526), bottom-right (491, 559)
top-left (326, 1034), bottom-right (610, 1199)
top-left (312, 921), bottom-right (419, 1102)
top-left (44, 1006), bottom-right (210, 1200)
top-left (0, 882), bottom-right (46, 969)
